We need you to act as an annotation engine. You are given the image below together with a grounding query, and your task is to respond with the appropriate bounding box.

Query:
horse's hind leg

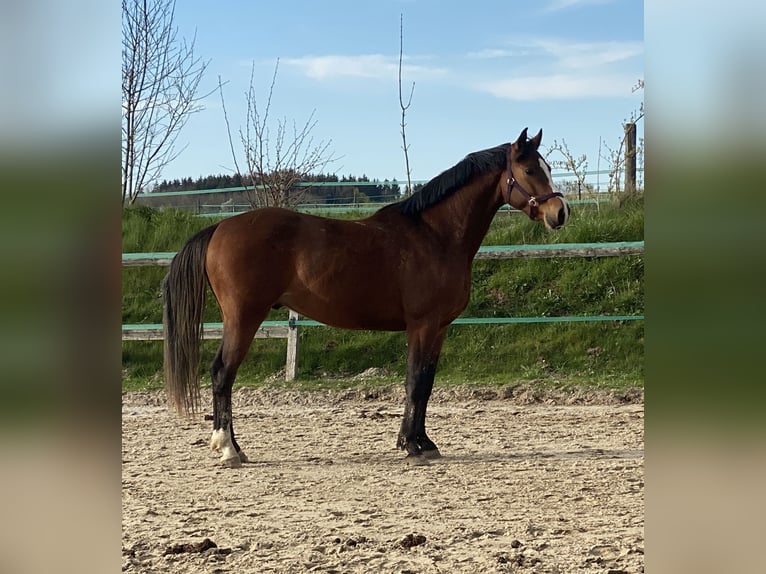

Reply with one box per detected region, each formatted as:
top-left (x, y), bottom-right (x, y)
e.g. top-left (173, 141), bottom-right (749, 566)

top-left (210, 312), bottom-right (266, 468)
top-left (398, 324), bottom-right (447, 464)
top-left (210, 346), bottom-right (247, 466)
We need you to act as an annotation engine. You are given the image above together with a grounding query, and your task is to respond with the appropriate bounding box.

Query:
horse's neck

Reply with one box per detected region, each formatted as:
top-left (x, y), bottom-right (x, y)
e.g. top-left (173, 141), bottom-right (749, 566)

top-left (420, 171), bottom-right (503, 257)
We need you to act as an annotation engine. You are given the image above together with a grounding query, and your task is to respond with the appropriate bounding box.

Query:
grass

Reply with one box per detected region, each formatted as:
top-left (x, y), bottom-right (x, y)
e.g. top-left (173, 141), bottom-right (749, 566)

top-left (122, 195), bottom-right (644, 392)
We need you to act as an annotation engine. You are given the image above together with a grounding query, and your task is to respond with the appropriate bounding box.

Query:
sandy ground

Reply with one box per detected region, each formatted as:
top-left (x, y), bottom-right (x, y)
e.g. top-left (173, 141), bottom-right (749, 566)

top-left (122, 386), bottom-right (644, 573)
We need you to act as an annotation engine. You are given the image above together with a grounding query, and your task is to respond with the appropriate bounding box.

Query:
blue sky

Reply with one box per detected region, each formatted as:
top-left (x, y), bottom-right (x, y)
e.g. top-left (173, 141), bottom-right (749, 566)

top-left (164, 0), bottom-right (644, 184)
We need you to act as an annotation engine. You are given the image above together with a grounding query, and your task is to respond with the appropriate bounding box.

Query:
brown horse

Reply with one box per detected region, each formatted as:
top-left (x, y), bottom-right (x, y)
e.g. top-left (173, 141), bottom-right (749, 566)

top-left (163, 127), bottom-right (569, 466)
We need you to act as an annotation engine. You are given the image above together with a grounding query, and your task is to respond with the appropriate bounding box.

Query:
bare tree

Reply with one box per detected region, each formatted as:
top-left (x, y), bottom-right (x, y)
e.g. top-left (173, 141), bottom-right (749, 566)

top-left (398, 14), bottom-right (415, 197)
top-left (122, 0), bottom-right (209, 205)
top-left (221, 60), bottom-right (337, 208)
top-left (545, 139), bottom-right (589, 200)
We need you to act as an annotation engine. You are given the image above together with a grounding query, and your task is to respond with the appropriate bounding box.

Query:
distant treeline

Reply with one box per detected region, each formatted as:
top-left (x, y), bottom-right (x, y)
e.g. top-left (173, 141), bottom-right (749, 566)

top-left (152, 173), bottom-right (424, 204)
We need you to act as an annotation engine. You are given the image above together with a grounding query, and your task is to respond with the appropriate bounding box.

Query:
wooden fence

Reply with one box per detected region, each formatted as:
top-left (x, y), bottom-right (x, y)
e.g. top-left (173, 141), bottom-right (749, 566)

top-left (122, 241), bottom-right (644, 381)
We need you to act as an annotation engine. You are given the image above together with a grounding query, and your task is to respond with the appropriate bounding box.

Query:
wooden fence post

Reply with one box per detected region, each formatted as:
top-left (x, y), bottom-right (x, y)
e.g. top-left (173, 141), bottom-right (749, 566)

top-left (624, 122), bottom-right (637, 194)
top-left (285, 309), bottom-right (301, 381)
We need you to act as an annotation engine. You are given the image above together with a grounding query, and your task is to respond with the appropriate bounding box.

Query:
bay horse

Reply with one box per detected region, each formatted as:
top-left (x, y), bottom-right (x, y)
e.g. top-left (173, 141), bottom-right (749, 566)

top-left (163, 127), bottom-right (570, 466)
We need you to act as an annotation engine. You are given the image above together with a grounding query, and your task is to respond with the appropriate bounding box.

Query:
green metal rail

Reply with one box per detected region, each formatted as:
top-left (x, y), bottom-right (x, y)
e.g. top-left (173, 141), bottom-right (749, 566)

top-left (122, 241), bottom-right (644, 334)
top-left (122, 314), bottom-right (643, 336)
top-left (121, 241), bottom-right (644, 267)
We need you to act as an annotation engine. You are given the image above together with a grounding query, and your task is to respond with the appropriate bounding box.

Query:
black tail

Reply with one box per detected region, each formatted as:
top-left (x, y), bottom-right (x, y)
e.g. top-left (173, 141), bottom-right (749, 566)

top-left (162, 224), bottom-right (219, 415)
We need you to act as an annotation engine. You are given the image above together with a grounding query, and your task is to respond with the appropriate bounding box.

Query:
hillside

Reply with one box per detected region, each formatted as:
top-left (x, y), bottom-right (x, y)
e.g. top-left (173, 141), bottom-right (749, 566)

top-left (122, 195), bottom-right (643, 391)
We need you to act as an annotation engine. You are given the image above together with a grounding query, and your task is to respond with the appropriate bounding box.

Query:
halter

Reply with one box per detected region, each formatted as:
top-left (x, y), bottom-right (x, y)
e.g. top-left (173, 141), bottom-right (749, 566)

top-left (503, 151), bottom-right (564, 220)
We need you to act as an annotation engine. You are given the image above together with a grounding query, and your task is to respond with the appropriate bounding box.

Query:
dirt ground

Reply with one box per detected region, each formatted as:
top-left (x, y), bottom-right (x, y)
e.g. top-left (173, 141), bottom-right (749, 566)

top-left (122, 385), bottom-right (644, 573)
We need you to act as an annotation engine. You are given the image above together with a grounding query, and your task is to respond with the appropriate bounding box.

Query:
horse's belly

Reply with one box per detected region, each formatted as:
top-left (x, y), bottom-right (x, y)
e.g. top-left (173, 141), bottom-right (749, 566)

top-left (279, 287), bottom-right (406, 332)
top-left (285, 300), bottom-right (407, 331)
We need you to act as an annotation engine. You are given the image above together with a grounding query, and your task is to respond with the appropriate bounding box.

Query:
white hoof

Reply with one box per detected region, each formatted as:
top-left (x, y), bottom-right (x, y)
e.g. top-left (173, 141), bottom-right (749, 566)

top-left (210, 428), bottom-right (239, 467)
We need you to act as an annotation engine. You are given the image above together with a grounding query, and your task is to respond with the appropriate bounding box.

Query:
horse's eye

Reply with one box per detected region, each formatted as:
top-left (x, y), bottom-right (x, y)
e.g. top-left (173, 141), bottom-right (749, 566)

top-left (524, 168), bottom-right (533, 175)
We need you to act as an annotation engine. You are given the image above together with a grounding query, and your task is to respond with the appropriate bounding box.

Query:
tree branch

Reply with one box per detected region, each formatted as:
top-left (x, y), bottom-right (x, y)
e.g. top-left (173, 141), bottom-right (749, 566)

top-left (398, 13), bottom-right (415, 196)
top-left (231, 59), bottom-right (339, 207)
top-left (121, 0), bottom-right (209, 204)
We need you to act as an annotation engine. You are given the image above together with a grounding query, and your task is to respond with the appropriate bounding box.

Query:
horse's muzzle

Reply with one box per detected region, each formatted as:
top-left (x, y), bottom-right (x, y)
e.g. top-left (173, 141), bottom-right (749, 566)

top-left (545, 205), bottom-right (568, 229)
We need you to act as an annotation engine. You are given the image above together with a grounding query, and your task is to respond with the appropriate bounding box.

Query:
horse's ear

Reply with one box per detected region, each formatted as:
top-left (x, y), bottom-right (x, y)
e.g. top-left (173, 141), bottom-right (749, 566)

top-left (512, 127), bottom-right (530, 157)
top-left (530, 129), bottom-right (543, 150)
top-left (516, 127), bottom-right (529, 147)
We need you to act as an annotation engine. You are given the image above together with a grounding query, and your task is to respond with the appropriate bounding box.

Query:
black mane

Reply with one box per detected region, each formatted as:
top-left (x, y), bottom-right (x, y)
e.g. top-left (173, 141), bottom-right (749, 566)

top-left (397, 143), bottom-right (510, 215)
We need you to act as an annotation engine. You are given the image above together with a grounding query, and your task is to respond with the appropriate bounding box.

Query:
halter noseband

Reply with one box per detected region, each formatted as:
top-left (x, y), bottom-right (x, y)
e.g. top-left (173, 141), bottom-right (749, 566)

top-left (503, 151), bottom-right (564, 220)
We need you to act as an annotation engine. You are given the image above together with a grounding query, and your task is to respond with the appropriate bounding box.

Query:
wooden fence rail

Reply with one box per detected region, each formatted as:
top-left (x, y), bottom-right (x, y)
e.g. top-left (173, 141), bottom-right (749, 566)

top-left (122, 315), bottom-right (302, 380)
top-left (122, 241), bottom-right (644, 381)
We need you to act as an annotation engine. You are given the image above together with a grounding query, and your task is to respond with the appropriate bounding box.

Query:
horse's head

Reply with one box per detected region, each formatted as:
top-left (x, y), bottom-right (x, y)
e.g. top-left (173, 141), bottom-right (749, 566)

top-left (502, 128), bottom-right (570, 230)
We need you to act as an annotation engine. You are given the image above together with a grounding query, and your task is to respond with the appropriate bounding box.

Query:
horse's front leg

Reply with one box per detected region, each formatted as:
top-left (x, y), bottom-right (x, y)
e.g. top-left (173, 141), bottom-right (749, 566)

top-left (398, 324), bottom-right (447, 464)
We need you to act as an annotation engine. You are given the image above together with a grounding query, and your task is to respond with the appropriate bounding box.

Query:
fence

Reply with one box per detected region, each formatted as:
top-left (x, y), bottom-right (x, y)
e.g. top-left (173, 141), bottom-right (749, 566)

top-left (122, 241), bottom-right (644, 381)
top-left (136, 166), bottom-right (644, 216)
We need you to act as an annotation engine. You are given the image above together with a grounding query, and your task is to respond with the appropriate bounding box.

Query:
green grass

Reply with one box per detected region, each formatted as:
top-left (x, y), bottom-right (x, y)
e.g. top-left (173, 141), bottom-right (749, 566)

top-left (122, 195), bottom-right (643, 392)
top-left (122, 205), bottom-right (220, 252)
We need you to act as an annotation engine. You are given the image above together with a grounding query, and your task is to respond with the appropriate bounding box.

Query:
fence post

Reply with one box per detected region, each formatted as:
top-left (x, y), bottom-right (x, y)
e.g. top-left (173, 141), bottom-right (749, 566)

top-left (285, 309), bottom-right (301, 381)
top-left (624, 122), bottom-right (637, 194)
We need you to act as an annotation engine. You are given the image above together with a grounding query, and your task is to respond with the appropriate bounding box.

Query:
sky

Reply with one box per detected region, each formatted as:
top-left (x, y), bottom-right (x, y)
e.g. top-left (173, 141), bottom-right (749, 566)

top-left (156, 0), bottom-right (644, 185)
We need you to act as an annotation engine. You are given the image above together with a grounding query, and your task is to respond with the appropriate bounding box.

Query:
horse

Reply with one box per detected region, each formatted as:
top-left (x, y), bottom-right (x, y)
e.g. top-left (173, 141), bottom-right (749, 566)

top-left (162, 127), bottom-right (570, 467)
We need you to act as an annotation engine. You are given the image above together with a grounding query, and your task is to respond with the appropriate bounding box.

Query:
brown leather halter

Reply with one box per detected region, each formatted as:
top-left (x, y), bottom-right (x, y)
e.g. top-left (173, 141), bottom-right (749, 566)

top-left (502, 150), bottom-right (564, 219)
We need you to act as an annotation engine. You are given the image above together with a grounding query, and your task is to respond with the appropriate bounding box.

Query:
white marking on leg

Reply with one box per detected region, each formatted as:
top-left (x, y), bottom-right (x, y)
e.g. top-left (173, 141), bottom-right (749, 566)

top-left (210, 427), bottom-right (239, 464)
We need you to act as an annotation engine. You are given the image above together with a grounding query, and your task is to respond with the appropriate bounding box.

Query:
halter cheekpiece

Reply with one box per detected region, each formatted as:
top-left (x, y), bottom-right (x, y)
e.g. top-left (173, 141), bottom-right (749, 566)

top-left (503, 149), bottom-right (564, 220)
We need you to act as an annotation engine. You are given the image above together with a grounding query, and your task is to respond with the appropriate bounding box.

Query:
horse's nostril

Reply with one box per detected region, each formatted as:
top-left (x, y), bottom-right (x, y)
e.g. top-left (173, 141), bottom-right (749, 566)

top-left (557, 207), bottom-right (566, 226)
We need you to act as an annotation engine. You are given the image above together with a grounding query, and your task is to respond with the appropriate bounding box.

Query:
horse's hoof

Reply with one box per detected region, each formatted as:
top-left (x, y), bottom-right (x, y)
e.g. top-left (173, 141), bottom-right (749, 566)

top-left (237, 450), bottom-right (249, 463)
top-left (220, 455), bottom-right (242, 468)
top-left (422, 448), bottom-right (442, 460)
top-left (405, 454), bottom-right (430, 466)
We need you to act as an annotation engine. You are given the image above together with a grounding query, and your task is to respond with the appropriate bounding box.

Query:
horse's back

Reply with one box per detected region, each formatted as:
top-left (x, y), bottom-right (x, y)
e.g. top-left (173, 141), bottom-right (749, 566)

top-left (204, 207), bottom-right (412, 329)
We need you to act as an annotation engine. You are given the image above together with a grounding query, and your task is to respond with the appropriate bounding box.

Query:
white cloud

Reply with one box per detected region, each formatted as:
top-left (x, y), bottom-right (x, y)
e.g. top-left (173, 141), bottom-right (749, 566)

top-left (467, 36), bottom-right (642, 100)
top-left (278, 39), bottom-right (641, 104)
top-left (479, 73), bottom-right (638, 100)
top-left (473, 37), bottom-right (642, 70)
top-left (531, 38), bottom-right (643, 69)
top-left (466, 48), bottom-right (513, 60)
top-left (282, 54), bottom-right (446, 81)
